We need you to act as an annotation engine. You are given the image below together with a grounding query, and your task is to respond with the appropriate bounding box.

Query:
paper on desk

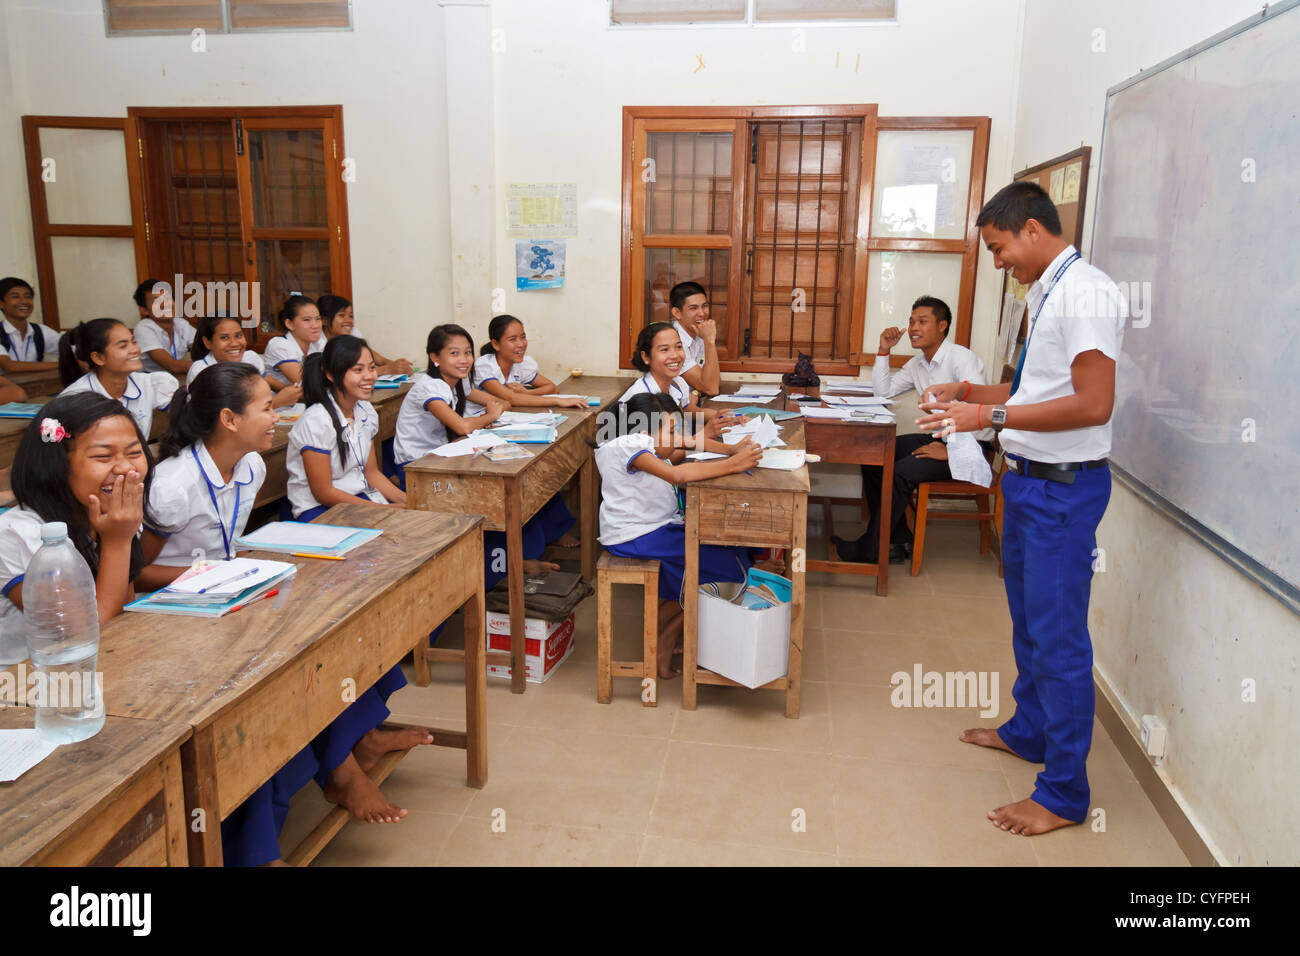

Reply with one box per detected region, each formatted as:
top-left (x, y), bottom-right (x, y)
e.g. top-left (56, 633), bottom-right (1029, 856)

top-left (435, 432), bottom-right (506, 457)
top-left (820, 380), bottom-right (875, 394)
top-left (821, 395), bottom-right (893, 407)
top-left (757, 449), bottom-right (806, 470)
top-left (163, 557), bottom-right (289, 595)
top-left (800, 406), bottom-right (855, 420)
top-left (0, 729), bottom-right (59, 782)
top-left (238, 523), bottom-right (357, 550)
top-left (729, 385), bottom-right (782, 397)
top-left (710, 394), bottom-right (763, 403)
top-left (721, 415), bottom-right (784, 449)
top-left (495, 411), bottom-right (565, 427)
top-left (946, 432), bottom-right (993, 487)
top-left (685, 451), bottom-right (728, 460)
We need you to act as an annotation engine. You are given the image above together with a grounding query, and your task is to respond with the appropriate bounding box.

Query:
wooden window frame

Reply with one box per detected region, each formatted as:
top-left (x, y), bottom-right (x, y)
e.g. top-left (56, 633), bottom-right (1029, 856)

top-left (621, 104), bottom-right (877, 375)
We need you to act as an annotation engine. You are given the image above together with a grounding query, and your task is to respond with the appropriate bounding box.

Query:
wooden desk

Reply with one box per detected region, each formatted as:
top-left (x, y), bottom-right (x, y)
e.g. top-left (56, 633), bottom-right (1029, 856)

top-left (0, 707), bottom-right (190, 866)
top-left (682, 401), bottom-right (809, 718)
top-left (403, 375), bottom-right (628, 694)
top-left (93, 503), bottom-right (486, 866)
top-left (7, 367), bottom-right (62, 398)
top-left (791, 390), bottom-right (897, 596)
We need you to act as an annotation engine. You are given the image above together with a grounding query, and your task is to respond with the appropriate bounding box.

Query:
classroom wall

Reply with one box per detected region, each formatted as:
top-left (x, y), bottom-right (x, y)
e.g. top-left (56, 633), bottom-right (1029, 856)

top-left (483, 0), bottom-right (1026, 382)
top-left (1014, 0), bottom-right (1298, 866)
top-left (0, 0), bottom-right (453, 357)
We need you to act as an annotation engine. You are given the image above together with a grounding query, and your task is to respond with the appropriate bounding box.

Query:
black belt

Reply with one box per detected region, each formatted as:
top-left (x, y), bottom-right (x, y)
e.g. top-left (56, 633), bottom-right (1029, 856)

top-left (1005, 456), bottom-right (1108, 485)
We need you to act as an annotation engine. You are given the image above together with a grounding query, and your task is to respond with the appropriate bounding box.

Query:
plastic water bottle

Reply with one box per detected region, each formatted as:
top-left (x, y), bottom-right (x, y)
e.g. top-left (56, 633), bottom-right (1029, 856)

top-left (23, 521), bottom-right (105, 743)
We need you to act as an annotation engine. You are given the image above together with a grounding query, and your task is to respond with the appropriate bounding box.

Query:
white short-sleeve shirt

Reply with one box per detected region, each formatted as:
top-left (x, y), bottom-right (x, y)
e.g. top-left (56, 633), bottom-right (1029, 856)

top-left (595, 432), bottom-right (682, 546)
top-left (618, 373), bottom-right (692, 409)
top-left (872, 338), bottom-right (994, 442)
top-left (61, 371), bottom-right (179, 440)
top-left (473, 353), bottom-right (539, 388)
top-left (1, 319), bottom-right (60, 364)
top-left (134, 318), bottom-right (196, 373)
top-left (393, 373), bottom-right (458, 466)
top-left (0, 507), bottom-right (47, 662)
top-left (146, 442), bottom-right (266, 565)
top-left (263, 333), bottom-right (324, 387)
top-left (1001, 246), bottom-right (1128, 463)
top-left (673, 321), bottom-right (707, 369)
top-left (185, 351), bottom-right (267, 387)
top-left (286, 396), bottom-right (385, 517)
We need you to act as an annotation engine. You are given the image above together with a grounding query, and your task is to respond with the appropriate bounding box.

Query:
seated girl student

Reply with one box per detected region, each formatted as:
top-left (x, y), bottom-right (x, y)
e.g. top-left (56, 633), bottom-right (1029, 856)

top-left (187, 314), bottom-right (300, 409)
top-left (286, 334), bottom-right (406, 521)
top-left (0, 392), bottom-right (153, 667)
top-left (0, 276), bottom-right (60, 373)
top-left (135, 365), bottom-right (425, 859)
top-left (57, 318), bottom-right (179, 442)
top-left (132, 278), bottom-right (195, 376)
top-left (262, 294), bottom-right (323, 389)
top-left (318, 294), bottom-right (413, 377)
top-left (596, 392), bottom-right (763, 679)
top-left (472, 314), bottom-right (587, 410)
top-left (392, 324), bottom-right (564, 575)
top-left (619, 322), bottom-right (738, 443)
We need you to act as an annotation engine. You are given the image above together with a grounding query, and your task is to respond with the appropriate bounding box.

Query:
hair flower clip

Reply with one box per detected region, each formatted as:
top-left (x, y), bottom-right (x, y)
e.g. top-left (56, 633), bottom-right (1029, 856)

top-left (40, 418), bottom-right (69, 443)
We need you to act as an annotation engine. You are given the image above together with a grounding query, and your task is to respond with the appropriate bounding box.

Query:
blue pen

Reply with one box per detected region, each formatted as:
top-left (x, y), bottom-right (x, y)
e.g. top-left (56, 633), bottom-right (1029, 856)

top-left (198, 566), bottom-right (259, 594)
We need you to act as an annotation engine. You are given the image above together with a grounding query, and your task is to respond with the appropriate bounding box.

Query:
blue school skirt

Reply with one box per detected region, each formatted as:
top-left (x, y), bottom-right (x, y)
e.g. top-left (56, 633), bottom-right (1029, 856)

top-left (220, 745), bottom-right (318, 867)
top-left (606, 523), bottom-right (750, 603)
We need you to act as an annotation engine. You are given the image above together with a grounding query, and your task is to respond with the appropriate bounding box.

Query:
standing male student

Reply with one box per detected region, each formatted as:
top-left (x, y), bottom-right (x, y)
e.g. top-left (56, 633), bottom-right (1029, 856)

top-left (917, 180), bottom-right (1127, 836)
top-left (833, 295), bottom-right (990, 565)
top-left (669, 281), bottom-right (721, 396)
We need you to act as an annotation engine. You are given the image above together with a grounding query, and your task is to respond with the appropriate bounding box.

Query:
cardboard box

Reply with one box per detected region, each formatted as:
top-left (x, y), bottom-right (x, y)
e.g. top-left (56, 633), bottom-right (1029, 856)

top-left (697, 571), bottom-right (791, 689)
top-left (486, 611), bottom-right (575, 684)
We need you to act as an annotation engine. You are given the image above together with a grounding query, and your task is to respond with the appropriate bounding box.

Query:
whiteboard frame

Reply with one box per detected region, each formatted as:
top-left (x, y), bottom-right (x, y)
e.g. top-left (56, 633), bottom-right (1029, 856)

top-left (1091, 0), bottom-right (1300, 618)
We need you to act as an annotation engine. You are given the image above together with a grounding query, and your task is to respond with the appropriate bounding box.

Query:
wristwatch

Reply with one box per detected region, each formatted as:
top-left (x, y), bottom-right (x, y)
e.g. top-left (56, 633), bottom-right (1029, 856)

top-left (990, 405), bottom-right (1008, 432)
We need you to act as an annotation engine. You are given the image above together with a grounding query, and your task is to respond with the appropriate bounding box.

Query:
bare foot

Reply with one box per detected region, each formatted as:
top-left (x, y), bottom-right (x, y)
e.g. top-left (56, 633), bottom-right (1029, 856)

top-left (353, 725), bottom-right (433, 774)
top-left (988, 796), bottom-right (1079, 835)
top-left (555, 532), bottom-right (581, 549)
top-left (522, 559), bottom-right (560, 575)
top-left (322, 755), bottom-right (407, 823)
top-left (959, 727), bottom-right (1026, 759)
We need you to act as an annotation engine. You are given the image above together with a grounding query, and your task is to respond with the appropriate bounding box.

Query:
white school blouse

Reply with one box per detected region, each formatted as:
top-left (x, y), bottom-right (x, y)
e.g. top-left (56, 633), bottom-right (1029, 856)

top-left (393, 374), bottom-right (457, 466)
top-left (263, 333), bottom-right (324, 387)
top-left (618, 373), bottom-right (692, 409)
top-left (286, 397), bottom-right (384, 517)
top-left (1001, 245), bottom-right (1128, 463)
top-left (146, 442), bottom-right (266, 565)
top-left (185, 351), bottom-right (267, 387)
top-left (473, 353), bottom-right (539, 388)
top-left (595, 433), bottom-right (682, 546)
top-left (0, 507), bottom-right (47, 662)
top-left (134, 318), bottom-right (197, 373)
top-left (1, 319), bottom-right (60, 363)
top-left (61, 371), bottom-right (179, 440)
top-left (872, 338), bottom-right (994, 442)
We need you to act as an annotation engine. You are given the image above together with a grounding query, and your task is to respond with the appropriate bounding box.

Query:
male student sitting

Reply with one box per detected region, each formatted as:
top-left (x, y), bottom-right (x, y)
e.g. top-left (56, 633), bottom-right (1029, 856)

top-left (669, 280), bottom-right (721, 396)
top-left (833, 295), bottom-right (992, 564)
top-left (0, 277), bottom-right (60, 373)
top-left (133, 278), bottom-right (195, 375)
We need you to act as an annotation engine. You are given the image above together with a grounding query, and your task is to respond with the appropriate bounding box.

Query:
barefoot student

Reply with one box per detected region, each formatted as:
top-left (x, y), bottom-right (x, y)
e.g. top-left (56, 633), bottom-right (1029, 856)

top-left (917, 181), bottom-right (1127, 836)
top-left (668, 280), bottom-right (721, 396)
top-left (833, 295), bottom-right (991, 565)
top-left (285, 334), bottom-right (405, 521)
top-left (0, 277), bottom-right (60, 373)
top-left (132, 278), bottom-right (195, 376)
top-left (318, 293), bottom-right (413, 376)
top-left (187, 314), bottom-right (300, 408)
top-left (263, 294), bottom-right (323, 388)
top-left (595, 392), bottom-right (763, 679)
top-left (57, 318), bottom-right (179, 441)
top-left (0, 393), bottom-right (153, 665)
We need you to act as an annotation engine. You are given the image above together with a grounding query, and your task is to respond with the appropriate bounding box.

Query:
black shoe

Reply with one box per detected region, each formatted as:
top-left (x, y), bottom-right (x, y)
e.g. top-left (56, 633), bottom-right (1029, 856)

top-left (830, 535), bottom-right (860, 561)
top-left (889, 543), bottom-right (909, 564)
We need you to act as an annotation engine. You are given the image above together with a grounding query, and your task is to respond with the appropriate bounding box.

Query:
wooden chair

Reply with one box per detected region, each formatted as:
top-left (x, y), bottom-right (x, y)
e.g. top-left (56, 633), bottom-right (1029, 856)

top-left (910, 453), bottom-right (1006, 577)
top-left (596, 552), bottom-right (660, 707)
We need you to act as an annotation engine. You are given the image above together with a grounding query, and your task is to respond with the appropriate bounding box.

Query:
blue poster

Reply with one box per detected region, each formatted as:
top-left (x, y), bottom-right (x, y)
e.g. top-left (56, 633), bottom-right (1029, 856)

top-left (516, 240), bottom-right (566, 290)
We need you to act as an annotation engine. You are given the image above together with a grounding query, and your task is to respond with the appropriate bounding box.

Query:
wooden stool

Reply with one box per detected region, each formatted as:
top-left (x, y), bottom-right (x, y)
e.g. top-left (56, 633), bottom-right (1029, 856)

top-left (910, 456), bottom-right (1006, 578)
top-left (596, 552), bottom-right (660, 706)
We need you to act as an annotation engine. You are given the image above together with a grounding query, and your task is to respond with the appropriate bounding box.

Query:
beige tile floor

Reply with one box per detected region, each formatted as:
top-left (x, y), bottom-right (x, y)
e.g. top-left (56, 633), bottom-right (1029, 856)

top-left (285, 515), bottom-right (1189, 867)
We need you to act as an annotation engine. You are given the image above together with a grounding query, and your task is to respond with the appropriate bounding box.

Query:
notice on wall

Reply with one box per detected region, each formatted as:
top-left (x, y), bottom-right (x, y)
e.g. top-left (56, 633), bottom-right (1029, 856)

top-left (506, 183), bottom-right (578, 238)
top-left (516, 240), bottom-right (566, 290)
top-left (901, 144), bottom-right (958, 228)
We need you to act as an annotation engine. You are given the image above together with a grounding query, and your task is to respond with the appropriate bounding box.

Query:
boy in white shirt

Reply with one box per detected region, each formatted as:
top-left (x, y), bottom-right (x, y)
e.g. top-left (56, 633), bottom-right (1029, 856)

top-left (133, 278), bottom-right (195, 376)
top-left (669, 281), bottom-right (721, 397)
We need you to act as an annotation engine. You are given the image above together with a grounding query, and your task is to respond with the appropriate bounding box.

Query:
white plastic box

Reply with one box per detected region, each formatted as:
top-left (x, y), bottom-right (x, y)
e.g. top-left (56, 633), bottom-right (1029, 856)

top-left (485, 611), bottom-right (575, 684)
top-left (696, 575), bottom-right (791, 689)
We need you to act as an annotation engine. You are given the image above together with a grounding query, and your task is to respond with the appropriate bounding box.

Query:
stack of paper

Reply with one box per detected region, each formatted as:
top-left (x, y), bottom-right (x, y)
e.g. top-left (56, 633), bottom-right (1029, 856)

top-left (757, 449), bottom-right (806, 471)
top-left (127, 557), bottom-right (297, 617)
top-left (821, 379), bottom-right (875, 394)
top-left (721, 415), bottom-right (785, 449)
top-left (236, 522), bottom-right (383, 557)
top-left (728, 384), bottom-right (782, 399)
top-left (434, 432), bottom-right (506, 457)
top-left (486, 424), bottom-right (558, 444)
top-left (493, 411), bottom-right (566, 427)
top-left (820, 395), bottom-right (893, 407)
top-left (374, 374), bottom-right (408, 389)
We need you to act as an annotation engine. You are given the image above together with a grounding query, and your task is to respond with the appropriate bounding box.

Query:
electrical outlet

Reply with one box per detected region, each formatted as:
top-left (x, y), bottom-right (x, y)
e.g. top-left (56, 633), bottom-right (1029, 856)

top-left (1140, 714), bottom-right (1167, 761)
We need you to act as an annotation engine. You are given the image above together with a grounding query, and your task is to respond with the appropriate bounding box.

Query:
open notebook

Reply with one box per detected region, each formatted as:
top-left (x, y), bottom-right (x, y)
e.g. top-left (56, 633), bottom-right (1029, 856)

top-left (127, 558), bottom-right (297, 617)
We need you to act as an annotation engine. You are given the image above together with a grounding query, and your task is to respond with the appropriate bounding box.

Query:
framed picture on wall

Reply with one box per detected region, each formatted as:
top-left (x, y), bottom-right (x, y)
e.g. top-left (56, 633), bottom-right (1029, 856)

top-left (997, 145), bottom-right (1091, 381)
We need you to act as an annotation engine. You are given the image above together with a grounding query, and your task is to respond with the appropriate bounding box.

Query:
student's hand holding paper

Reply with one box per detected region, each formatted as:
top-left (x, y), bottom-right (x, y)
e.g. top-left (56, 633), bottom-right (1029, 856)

top-left (919, 381), bottom-right (966, 404)
top-left (725, 438), bottom-right (763, 473)
top-left (916, 399), bottom-right (981, 437)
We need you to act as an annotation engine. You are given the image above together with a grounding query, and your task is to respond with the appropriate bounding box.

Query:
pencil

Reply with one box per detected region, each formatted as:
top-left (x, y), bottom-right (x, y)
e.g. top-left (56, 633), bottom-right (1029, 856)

top-left (292, 552), bottom-right (345, 560)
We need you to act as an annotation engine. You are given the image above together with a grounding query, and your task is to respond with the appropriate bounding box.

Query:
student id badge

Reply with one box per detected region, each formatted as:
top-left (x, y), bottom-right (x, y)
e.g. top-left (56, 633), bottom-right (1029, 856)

top-left (363, 487), bottom-right (385, 504)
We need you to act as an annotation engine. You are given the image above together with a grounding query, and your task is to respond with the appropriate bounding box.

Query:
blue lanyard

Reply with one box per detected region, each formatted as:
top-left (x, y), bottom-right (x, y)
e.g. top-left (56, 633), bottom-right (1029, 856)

top-left (193, 446), bottom-right (241, 559)
top-left (169, 327), bottom-right (179, 359)
top-left (346, 408), bottom-right (371, 471)
top-left (1011, 251), bottom-right (1080, 396)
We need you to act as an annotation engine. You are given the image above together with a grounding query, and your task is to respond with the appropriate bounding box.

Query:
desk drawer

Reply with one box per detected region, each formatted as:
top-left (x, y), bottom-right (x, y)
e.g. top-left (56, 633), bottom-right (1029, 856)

top-left (697, 490), bottom-right (796, 548)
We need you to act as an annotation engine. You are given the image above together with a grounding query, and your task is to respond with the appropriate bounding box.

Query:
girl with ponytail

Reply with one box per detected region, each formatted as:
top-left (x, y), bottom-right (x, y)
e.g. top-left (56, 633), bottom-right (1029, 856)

top-left (472, 314), bottom-right (585, 409)
top-left (136, 363), bottom-right (275, 591)
top-left (262, 294), bottom-right (323, 389)
top-left (58, 318), bottom-right (179, 441)
top-left (285, 334), bottom-right (405, 520)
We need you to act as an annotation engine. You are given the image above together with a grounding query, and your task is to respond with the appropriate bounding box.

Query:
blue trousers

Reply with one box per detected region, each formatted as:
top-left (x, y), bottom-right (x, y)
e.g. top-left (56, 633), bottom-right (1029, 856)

top-left (996, 462), bottom-right (1111, 822)
top-left (220, 746), bottom-right (318, 866)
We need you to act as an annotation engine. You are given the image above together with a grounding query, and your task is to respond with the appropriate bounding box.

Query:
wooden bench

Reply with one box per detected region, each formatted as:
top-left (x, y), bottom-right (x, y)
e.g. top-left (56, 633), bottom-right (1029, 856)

top-left (596, 552), bottom-right (660, 707)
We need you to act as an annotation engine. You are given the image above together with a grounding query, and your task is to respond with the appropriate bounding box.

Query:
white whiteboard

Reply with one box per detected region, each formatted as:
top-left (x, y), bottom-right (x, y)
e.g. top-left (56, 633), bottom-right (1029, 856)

top-left (1091, 0), bottom-right (1300, 610)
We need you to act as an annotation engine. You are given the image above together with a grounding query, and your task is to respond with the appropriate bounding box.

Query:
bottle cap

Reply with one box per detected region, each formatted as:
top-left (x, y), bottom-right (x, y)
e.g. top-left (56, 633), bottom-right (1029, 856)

top-left (40, 521), bottom-right (68, 542)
